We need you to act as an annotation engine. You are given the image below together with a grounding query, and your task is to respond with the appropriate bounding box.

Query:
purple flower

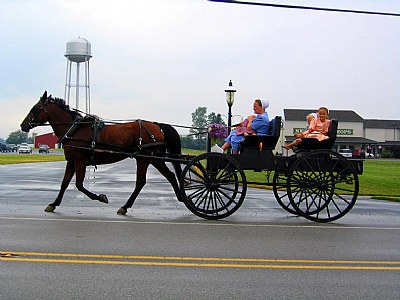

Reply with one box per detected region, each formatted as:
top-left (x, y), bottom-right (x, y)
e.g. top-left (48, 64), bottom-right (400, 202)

top-left (208, 123), bottom-right (228, 139)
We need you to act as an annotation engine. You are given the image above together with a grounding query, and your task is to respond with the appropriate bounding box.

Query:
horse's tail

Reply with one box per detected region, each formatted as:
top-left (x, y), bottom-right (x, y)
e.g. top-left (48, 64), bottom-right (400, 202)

top-left (158, 123), bottom-right (182, 180)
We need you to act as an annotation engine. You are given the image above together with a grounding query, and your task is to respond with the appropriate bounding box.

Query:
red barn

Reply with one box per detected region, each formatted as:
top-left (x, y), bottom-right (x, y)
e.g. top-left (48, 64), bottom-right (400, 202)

top-left (34, 132), bottom-right (59, 148)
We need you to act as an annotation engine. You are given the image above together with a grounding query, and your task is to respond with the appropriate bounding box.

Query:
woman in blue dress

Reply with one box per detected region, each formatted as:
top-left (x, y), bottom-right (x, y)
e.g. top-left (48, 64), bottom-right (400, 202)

top-left (215, 99), bottom-right (270, 154)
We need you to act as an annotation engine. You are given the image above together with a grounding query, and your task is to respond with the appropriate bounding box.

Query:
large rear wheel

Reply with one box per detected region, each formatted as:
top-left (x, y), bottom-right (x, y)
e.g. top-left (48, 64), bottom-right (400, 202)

top-left (287, 150), bottom-right (359, 223)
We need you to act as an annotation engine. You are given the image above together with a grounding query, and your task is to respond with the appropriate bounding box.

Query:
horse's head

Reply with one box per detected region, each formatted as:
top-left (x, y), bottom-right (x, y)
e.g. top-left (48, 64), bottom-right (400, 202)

top-left (20, 91), bottom-right (51, 132)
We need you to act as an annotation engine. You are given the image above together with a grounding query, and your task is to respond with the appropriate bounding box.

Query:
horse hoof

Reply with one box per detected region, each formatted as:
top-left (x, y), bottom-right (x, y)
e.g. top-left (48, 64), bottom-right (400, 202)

top-left (99, 194), bottom-right (108, 204)
top-left (45, 205), bottom-right (55, 212)
top-left (117, 208), bottom-right (127, 215)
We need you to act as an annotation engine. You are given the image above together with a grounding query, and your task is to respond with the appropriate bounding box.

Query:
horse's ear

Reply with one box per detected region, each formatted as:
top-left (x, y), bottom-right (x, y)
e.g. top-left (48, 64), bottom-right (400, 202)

top-left (41, 91), bottom-right (47, 101)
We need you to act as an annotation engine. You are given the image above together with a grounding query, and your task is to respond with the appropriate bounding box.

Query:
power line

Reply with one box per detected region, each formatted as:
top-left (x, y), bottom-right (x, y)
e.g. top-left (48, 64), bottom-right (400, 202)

top-left (208, 0), bottom-right (400, 17)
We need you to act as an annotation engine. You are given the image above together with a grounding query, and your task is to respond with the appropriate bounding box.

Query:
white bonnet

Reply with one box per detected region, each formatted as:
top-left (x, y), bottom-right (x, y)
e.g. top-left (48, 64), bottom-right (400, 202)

top-left (261, 99), bottom-right (269, 110)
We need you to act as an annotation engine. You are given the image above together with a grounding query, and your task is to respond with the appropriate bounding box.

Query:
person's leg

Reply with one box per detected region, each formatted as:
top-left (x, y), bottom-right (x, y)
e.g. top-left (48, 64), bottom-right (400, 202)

top-left (283, 138), bottom-right (301, 150)
top-left (220, 142), bottom-right (231, 151)
top-left (220, 131), bottom-right (237, 151)
top-left (230, 133), bottom-right (245, 154)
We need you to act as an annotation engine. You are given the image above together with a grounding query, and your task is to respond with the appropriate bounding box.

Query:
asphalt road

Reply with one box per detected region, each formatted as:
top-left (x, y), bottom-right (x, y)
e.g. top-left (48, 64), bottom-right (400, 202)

top-left (0, 159), bottom-right (399, 299)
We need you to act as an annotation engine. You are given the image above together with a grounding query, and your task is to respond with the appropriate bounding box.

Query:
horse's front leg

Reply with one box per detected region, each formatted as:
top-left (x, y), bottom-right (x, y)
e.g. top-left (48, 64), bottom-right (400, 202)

top-left (75, 163), bottom-right (108, 204)
top-left (45, 161), bottom-right (75, 212)
top-left (117, 160), bottom-right (149, 215)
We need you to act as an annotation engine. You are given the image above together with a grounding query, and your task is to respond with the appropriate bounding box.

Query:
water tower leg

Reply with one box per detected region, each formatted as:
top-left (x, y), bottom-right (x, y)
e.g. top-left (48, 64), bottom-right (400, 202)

top-left (76, 62), bottom-right (80, 110)
top-left (85, 59), bottom-right (90, 114)
top-left (65, 60), bottom-right (73, 105)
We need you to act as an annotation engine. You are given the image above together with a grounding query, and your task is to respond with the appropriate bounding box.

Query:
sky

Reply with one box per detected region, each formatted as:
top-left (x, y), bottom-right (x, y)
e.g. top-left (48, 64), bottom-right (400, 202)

top-left (0, 0), bottom-right (399, 139)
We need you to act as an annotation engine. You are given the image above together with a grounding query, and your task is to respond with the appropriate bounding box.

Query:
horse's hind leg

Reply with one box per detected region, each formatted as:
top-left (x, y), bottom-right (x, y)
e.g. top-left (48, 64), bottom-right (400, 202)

top-left (75, 163), bottom-right (108, 204)
top-left (117, 160), bottom-right (149, 215)
top-left (152, 161), bottom-right (183, 202)
top-left (45, 161), bottom-right (75, 212)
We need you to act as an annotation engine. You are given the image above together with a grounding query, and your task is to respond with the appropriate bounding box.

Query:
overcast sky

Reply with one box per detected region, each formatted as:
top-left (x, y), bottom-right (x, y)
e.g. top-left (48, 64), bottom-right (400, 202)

top-left (0, 0), bottom-right (399, 138)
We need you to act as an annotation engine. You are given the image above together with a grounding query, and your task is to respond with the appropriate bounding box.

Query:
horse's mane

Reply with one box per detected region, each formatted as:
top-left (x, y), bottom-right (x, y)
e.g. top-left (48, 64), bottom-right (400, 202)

top-left (48, 97), bottom-right (83, 120)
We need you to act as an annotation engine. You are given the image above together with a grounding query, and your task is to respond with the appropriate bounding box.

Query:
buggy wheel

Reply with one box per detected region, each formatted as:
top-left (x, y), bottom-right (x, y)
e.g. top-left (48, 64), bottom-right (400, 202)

top-left (179, 153), bottom-right (247, 220)
top-left (272, 171), bottom-right (299, 215)
top-left (287, 150), bottom-right (359, 223)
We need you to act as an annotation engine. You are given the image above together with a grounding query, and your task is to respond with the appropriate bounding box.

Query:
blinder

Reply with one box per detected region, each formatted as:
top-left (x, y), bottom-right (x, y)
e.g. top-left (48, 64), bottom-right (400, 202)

top-left (28, 97), bottom-right (49, 128)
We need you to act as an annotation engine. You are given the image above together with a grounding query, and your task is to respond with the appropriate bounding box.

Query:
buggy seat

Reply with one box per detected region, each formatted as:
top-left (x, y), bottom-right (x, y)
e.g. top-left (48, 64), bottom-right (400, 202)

top-left (296, 119), bottom-right (338, 150)
top-left (233, 116), bottom-right (282, 170)
top-left (240, 116), bottom-right (282, 152)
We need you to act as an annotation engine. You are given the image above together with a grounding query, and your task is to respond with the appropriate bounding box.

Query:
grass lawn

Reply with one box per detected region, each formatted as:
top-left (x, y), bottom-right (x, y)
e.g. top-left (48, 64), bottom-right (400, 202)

top-left (361, 160), bottom-right (400, 201)
top-left (0, 153), bottom-right (65, 164)
top-left (1, 150), bottom-right (399, 200)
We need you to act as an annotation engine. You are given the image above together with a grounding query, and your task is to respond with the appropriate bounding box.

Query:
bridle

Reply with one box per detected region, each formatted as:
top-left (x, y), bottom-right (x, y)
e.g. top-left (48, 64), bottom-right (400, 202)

top-left (27, 99), bottom-right (49, 129)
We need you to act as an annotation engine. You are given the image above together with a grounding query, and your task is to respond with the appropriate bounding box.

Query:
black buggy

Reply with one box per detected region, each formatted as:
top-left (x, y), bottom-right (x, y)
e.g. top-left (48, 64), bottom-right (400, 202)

top-left (20, 93), bottom-right (362, 221)
top-left (179, 117), bottom-right (363, 223)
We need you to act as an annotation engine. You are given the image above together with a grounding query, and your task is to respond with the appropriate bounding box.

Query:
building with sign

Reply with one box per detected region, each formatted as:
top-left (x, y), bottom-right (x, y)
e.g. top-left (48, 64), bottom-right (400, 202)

top-left (282, 109), bottom-right (400, 157)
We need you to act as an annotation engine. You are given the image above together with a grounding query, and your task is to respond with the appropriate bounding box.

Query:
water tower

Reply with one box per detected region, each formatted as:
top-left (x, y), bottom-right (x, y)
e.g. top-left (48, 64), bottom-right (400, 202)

top-left (64, 37), bottom-right (92, 113)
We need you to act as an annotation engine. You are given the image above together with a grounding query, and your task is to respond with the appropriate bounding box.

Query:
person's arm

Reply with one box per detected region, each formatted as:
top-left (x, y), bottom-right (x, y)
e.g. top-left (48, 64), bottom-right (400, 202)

top-left (250, 113), bottom-right (269, 134)
top-left (250, 115), bottom-right (262, 130)
top-left (246, 115), bottom-right (255, 127)
top-left (302, 118), bottom-right (317, 136)
top-left (322, 120), bottom-right (331, 135)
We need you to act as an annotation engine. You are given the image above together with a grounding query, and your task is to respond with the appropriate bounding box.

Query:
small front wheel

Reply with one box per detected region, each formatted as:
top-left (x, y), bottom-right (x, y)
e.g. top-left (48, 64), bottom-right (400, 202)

top-left (180, 153), bottom-right (247, 220)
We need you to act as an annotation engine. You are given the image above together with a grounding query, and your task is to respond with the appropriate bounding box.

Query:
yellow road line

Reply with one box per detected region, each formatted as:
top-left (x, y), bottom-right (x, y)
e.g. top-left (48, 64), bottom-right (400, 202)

top-left (1, 257), bottom-right (400, 270)
top-left (3, 251), bottom-right (400, 265)
top-left (1, 251), bottom-right (399, 270)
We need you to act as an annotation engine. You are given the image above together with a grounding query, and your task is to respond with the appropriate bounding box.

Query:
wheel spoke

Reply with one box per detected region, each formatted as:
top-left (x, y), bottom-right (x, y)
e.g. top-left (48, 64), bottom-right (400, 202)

top-left (187, 185), bottom-right (208, 201)
top-left (214, 190), bottom-right (230, 213)
top-left (192, 189), bottom-right (209, 208)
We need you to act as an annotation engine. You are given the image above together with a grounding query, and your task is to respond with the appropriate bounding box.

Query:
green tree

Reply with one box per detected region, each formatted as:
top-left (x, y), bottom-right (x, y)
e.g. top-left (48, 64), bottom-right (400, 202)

top-left (6, 130), bottom-right (29, 144)
top-left (190, 107), bottom-right (208, 138)
top-left (180, 135), bottom-right (194, 149)
top-left (207, 112), bottom-right (226, 125)
top-left (188, 107), bottom-right (226, 150)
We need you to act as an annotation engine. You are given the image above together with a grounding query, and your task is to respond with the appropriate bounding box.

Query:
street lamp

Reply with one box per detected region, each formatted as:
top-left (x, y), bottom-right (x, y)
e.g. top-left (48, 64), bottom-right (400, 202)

top-left (225, 80), bottom-right (236, 133)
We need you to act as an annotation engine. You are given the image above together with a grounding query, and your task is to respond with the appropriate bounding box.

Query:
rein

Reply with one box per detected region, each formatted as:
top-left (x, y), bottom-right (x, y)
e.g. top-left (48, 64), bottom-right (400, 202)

top-left (29, 96), bottom-right (209, 146)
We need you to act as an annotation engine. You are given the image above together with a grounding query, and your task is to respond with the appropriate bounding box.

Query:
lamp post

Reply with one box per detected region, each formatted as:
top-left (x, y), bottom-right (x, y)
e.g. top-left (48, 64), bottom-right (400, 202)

top-left (225, 80), bottom-right (236, 133)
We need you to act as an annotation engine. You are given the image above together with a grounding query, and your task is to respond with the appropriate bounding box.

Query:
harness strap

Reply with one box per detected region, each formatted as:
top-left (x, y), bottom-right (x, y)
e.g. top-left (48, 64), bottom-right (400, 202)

top-left (89, 119), bottom-right (105, 169)
top-left (91, 119), bottom-right (102, 149)
top-left (137, 120), bottom-right (157, 149)
top-left (57, 116), bottom-right (83, 144)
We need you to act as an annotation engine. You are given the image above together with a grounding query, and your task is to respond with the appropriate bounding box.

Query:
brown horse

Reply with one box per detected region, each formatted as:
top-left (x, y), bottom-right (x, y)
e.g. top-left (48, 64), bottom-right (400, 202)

top-left (20, 91), bottom-right (183, 215)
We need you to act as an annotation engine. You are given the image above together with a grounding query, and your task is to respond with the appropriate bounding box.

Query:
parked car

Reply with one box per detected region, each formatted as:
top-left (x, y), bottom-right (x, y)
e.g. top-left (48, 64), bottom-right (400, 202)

top-left (338, 148), bottom-right (352, 158)
top-left (8, 144), bottom-right (18, 152)
top-left (0, 142), bottom-right (10, 152)
top-left (38, 144), bottom-right (50, 153)
top-left (18, 143), bottom-right (32, 154)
